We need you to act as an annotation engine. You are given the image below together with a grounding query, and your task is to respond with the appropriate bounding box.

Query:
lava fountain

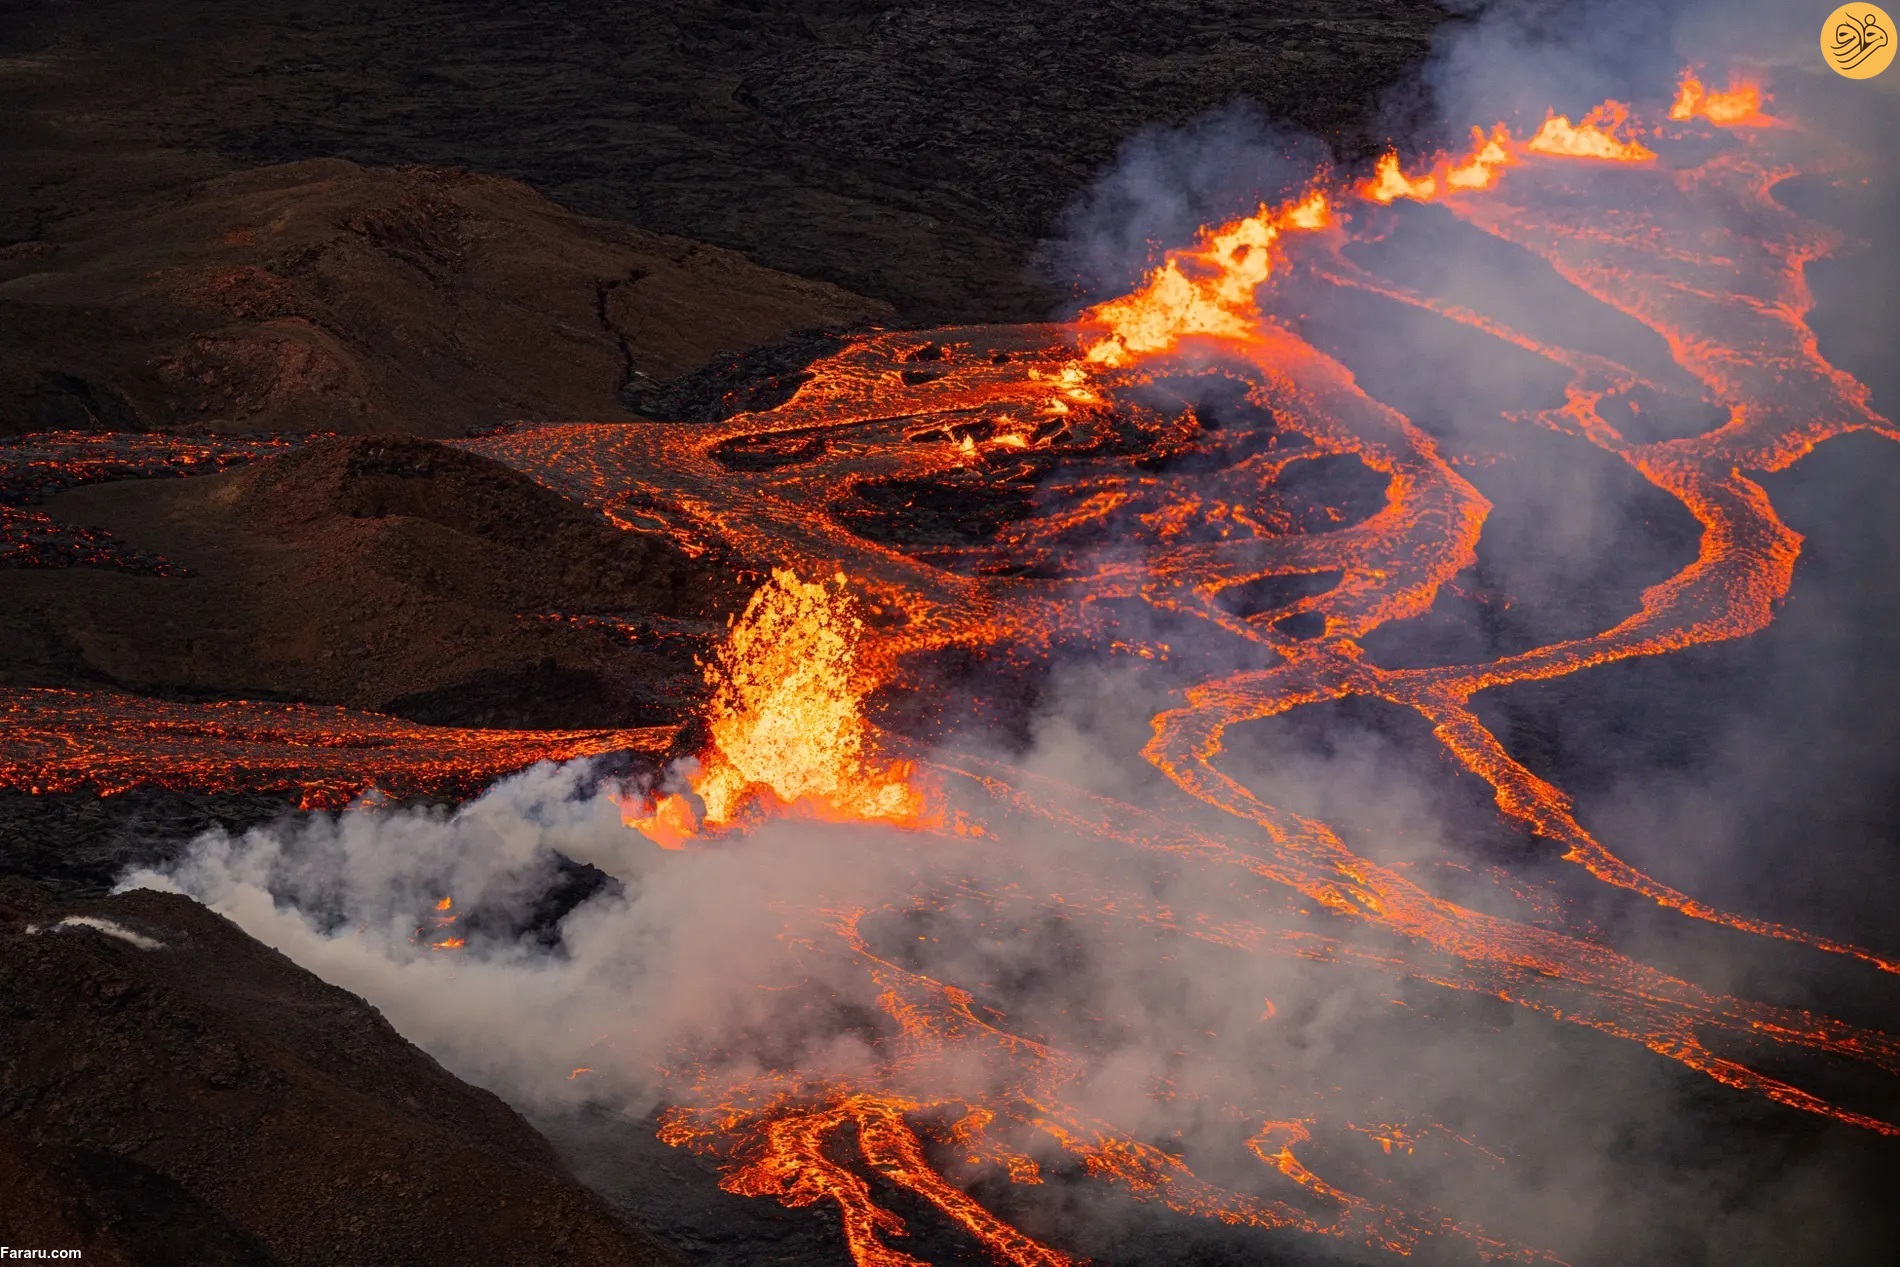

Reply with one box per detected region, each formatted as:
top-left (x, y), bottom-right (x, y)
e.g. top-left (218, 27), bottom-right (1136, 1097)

top-left (7, 63), bottom-right (1897, 1266)
top-left (621, 567), bottom-right (929, 845)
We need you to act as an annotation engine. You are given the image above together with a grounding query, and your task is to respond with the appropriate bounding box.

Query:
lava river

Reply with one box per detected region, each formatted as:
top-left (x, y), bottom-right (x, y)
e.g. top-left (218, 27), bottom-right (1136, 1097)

top-left (4, 70), bottom-right (1898, 1265)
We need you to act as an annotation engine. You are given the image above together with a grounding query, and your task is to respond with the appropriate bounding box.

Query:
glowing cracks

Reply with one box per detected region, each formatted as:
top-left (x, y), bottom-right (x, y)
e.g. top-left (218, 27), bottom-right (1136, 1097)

top-left (417, 895), bottom-right (464, 951)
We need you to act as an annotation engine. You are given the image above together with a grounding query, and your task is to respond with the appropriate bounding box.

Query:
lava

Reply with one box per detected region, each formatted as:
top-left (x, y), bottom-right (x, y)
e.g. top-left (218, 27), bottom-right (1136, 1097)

top-left (1524, 102), bottom-right (1656, 162)
top-left (0, 687), bottom-right (675, 808)
top-left (1081, 189), bottom-right (1333, 367)
top-left (5, 69), bottom-right (1899, 1266)
top-left (621, 568), bottom-right (928, 843)
top-left (1364, 125), bottom-right (1516, 204)
top-left (1365, 150), bottom-right (1440, 204)
top-left (0, 431), bottom-right (303, 572)
top-left (1669, 70), bottom-right (1774, 127)
top-left (415, 895), bottom-right (463, 950)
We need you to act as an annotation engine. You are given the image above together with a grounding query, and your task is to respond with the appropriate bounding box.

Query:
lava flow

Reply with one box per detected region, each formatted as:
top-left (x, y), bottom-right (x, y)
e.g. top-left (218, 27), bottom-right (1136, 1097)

top-left (5, 67), bottom-right (1900, 1266)
top-left (1669, 70), bottom-right (1775, 126)
top-left (0, 686), bottom-right (675, 809)
top-left (0, 430), bottom-right (303, 572)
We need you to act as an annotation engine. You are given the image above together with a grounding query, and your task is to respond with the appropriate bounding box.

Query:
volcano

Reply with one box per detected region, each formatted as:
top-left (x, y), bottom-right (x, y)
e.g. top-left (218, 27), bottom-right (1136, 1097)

top-left (3, 5), bottom-right (1900, 1266)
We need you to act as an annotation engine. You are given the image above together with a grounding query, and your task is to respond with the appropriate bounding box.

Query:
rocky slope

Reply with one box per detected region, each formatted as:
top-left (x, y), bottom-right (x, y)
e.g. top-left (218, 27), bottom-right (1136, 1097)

top-left (0, 435), bottom-right (751, 727)
top-left (0, 878), bottom-right (681, 1266)
top-left (0, 0), bottom-right (1449, 325)
top-left (0, 159), bottom-right (889, 437)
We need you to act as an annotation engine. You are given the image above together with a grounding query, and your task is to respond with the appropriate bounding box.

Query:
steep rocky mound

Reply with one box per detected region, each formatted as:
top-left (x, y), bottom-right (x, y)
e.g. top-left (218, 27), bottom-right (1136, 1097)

top-left (0, 879), bottom-right (681, 1267)
top-left (224, 435), bottom-right (712, 611)
top-left (0, 436), bottom-right (751, 727)
top-left (0, 159), bottom-right (890, 437)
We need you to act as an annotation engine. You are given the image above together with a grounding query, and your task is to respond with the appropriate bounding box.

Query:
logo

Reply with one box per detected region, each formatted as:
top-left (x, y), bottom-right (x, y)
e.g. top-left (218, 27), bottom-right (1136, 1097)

top-left (1823, 4), bottom-right (1895, 78)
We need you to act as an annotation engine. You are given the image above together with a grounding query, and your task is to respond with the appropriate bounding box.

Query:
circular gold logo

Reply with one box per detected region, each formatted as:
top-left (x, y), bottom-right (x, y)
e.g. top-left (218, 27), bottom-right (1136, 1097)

top-left (1823, 4), bottom-right (1896, 78)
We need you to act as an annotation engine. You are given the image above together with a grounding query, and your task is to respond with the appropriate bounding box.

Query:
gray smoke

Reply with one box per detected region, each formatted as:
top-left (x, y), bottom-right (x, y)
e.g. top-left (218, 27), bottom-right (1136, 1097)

top-left (124, 0), bottom-right (1900, 1261)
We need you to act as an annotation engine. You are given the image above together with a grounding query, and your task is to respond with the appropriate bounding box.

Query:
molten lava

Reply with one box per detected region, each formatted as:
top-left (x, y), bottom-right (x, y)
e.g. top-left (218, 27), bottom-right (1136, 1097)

top-left (1082, 190), bottom-right (1332, 366)
top-left (1446, 124), bottom-right (1515, 189)
top-left (0, 687), bottom-right (675, 809)
top-left (1365, 126), bottom-right (1515, 204)
top-left (1525, 102), bottom-right (1656, 162)
top-left (4, 69), bottom-right (1898, 1266)
top-left (1365, 150), bottom-right (1439, 203)
top-left (624, 569), bottom-right (927, 844)
top-left (1669, 71), bottom-right (1773, 126)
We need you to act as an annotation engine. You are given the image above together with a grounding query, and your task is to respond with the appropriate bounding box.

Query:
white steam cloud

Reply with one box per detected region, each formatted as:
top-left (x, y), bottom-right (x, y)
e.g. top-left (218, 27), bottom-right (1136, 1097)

top-left (27, 914), bottom-right (167, 950)
top-left (121, 0), bottom-right (1900, 1260)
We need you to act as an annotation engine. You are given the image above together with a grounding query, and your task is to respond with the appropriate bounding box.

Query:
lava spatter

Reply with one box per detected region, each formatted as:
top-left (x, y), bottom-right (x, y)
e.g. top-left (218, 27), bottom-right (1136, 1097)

top-left (621, 568), bottom-right (928, 844)
top-left (1524, 102), bottom-right (1657, 163)
top-left (5, 71), bottom-right (1899, 1265)
top-left (1669, 71), bottom-right (1775, 127)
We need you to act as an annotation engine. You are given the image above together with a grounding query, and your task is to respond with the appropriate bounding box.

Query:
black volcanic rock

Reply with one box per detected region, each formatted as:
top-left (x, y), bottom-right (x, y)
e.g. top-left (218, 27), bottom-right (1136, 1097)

top-left (0, 789), bottom-right (292, 900)
top-left (624, 327), bottom-right (863, 423)
top-left (0, 0), bottom-right (1448, 325)
top-left (0, 879), bottom-right (682, 1267)
top-left (0, 1124), bottom-right (274, 1267)
top-left (0, 160), bottom-right (888, 439)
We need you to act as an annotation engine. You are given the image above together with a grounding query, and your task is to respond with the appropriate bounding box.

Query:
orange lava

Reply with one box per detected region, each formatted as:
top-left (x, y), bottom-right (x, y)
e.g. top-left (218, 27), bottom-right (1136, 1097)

top-left (1082, 190), bottom-right (1333, 366)
top-left (1364, 150), bottom-right (1439, 204)
top-left (620, 568), bottom-right (928, 845)
top-left (1364, 126), bottom-right (1515, 204)
top-left (5, 69), bottom-right (1898, 1265)
top-left (1670, 71), bottom-right (1774, 127)
top-left (663, 1092), bottom-right (1075, 1267)
top-left (485, 72), bottom-right (1896, 1260)
top-left (1525, 102), bottom-right (1656, 162)
top-left (0, 687), bottom-right (674, 809)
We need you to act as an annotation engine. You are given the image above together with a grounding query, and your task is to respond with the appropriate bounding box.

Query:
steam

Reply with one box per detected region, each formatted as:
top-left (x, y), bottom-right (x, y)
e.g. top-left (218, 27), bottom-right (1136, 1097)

top-left (115, 745), bottom-right (1341, 1128)
top-left (122, 761), bottom-right (924, 1113)
top-left (120, 0), bottom-right (1900, 1261)
top-left (1042, 107), bottom-right (1329, 308)
top-left (26, 914), bottom-right (166, 950)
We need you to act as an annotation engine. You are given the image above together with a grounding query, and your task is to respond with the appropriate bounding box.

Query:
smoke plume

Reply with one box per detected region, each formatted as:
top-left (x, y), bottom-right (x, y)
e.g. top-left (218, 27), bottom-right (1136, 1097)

top-left (125, 0), bottom-right (1900, 1261)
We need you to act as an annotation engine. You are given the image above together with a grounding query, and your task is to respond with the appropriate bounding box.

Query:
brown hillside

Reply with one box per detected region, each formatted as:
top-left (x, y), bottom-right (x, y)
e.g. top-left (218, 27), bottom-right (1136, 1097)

top-left (0, 436), bottom-right (751, 728)
top-left (0, 159), bottom-right (890, 437)
top-left (0, 878), bottom-right (682, 1266)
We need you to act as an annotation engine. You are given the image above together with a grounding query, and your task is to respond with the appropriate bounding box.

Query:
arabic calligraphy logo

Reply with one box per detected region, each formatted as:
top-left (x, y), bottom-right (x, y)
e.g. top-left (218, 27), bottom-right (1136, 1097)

top-left (1823, 4), bottom-right (1896, 78)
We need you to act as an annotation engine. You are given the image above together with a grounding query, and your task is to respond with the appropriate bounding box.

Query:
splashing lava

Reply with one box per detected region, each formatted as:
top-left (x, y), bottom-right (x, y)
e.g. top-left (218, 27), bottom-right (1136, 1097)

top-left (5, 69), bottom-right (1899, 1264)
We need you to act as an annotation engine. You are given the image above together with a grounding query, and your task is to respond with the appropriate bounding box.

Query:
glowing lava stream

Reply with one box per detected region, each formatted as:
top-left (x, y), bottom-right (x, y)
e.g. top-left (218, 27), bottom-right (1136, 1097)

top-left (5, 70), bottom-right (1899, 1265)
top-left (0, 687), bottom-right (676, 809)
top-left (539, 75), bottom-right (1900, 1262)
